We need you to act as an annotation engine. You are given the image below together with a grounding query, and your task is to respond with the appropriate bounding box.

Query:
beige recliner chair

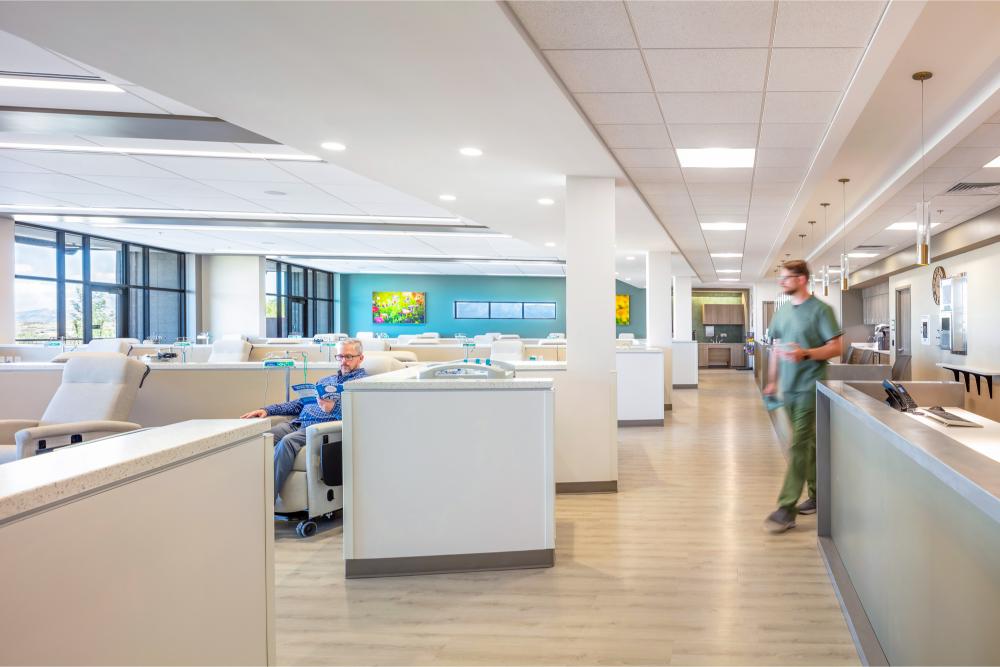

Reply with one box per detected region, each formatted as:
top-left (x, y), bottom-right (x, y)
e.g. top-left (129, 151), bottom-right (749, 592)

top-left (491, 339), bottom-right (526, 362)
top-left (207, 338), bottom-right (252, 362)
top-left (274, 355), bottom-right (405, 536)
top-left (0, 353), bottom-right (147, 464)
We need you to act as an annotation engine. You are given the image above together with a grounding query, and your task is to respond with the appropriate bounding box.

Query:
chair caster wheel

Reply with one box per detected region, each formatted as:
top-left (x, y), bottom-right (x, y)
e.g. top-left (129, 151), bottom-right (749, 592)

top-left (296, 520), bottom-right (317, 538)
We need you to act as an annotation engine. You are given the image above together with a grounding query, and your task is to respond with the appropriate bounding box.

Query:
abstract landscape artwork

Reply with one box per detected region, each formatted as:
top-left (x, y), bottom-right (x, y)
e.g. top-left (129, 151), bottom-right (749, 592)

top-left (615, 294), bottom-right (630, 325)
top-left (372, 291), bottom-right (426, 324)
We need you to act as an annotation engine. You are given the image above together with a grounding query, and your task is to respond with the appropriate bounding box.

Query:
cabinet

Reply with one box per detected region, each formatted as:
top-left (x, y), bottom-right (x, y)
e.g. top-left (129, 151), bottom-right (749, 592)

top-left (702, 303), bottom-right (744, 325)
top-left (697, 343), bottom-right (746, 368)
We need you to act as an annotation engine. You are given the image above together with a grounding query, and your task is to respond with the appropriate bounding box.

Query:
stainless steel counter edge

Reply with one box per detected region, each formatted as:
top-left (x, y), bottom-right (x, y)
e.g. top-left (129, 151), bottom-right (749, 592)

top-left (817, 381), bottom-right (1000, 523)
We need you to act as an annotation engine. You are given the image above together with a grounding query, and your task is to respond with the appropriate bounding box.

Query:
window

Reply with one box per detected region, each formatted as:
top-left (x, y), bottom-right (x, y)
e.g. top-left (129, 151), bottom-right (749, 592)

top-left (454, 301), bottom-right (557, 320)
top-left (13, 223), bottom-right (186, 343)
top-left (263, 260), bottom-right (335, 337)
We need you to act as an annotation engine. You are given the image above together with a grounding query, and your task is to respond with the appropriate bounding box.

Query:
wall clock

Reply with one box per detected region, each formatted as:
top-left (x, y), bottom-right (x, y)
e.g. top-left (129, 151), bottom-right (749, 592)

top-left (932, 266), bottom-right (946, 305)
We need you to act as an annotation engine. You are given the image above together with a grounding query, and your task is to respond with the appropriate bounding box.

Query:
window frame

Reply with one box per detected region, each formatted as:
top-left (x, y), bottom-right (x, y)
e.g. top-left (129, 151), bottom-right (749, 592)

top-left (453, 300), bottom-right (558, 321)
top-left (264, 259), bottom-right (335, 337)
top-left (13, 222), bottom-right (186, 344)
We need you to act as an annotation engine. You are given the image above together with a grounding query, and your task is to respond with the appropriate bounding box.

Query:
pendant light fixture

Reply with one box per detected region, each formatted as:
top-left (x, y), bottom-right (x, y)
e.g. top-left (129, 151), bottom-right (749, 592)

top-left (914, 70), bottom-right (933, 265)
top-left (839, 178), bottom-right (850, 291)
top-left (807, 221), bottom-right (817, 294)
top-left (820, 203), bottom-right (831, 296)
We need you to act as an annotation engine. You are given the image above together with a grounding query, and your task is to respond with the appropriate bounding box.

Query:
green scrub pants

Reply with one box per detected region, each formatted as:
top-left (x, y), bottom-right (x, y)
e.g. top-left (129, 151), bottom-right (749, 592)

top-left (777, 390), bottom-right (816, 514)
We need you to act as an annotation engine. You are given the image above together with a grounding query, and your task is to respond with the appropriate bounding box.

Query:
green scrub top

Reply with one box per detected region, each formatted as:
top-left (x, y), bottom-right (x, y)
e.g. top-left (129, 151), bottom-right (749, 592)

top-left (769, 295), bottom-right (842, 395)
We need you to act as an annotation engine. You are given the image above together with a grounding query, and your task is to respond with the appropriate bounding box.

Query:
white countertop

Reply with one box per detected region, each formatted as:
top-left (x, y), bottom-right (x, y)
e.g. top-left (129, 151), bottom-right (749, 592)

top-left (903, 408), bottom-right (1000, 463)
top-left (936, 363), bottom-right (1000, 376)
top-left (0, 419), bottom-right (269, 523)
top-left (615, 346), bottom-right (663, 354)
top-left (0, 361), bottom-right (348, 372)
top-left (345, 365), bottom-right (553, 390)
top-left (851, 343), bottom-right (890, 354)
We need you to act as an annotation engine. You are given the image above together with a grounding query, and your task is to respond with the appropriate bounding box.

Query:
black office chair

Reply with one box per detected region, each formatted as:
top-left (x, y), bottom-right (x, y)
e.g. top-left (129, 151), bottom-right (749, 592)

top-left (891, 354), bottom-right (912, 381)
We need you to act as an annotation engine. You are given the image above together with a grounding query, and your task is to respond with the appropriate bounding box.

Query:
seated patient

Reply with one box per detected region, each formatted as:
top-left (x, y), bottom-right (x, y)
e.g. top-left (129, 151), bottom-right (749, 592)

top-left (241, 338), bottom-right (367, 501)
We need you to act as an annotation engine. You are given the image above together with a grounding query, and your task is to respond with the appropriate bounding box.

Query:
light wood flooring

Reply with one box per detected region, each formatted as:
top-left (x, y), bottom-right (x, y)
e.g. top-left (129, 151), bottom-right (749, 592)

top-left (274, 369), bottom-right (858, 666)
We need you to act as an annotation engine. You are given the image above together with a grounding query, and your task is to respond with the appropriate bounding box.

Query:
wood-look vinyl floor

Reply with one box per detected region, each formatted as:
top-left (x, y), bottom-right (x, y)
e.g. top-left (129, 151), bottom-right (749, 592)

top-left (274, 369), bottom-right (858, 666)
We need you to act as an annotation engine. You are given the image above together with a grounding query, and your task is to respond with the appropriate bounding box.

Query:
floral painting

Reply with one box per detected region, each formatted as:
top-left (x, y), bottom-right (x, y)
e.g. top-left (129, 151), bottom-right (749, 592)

top-left (615, 294), bottom-right (630, 326)
top-left (372, 291), bottom-right (426, 324)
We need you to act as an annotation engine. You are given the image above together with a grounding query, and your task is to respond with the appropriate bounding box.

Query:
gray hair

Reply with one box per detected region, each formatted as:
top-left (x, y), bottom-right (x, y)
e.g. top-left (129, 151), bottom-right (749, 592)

top-left (339, 338), bottom-right (363, 354)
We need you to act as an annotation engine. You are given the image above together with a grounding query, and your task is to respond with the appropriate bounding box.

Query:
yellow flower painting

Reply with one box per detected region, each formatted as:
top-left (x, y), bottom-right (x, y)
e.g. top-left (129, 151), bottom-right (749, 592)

top-left (615, 294), bottom-right (630, 325)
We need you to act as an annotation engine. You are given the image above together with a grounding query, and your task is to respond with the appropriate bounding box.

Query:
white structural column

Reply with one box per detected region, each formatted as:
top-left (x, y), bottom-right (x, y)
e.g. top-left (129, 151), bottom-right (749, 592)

top-left (563, 176), bottom-right (618, 492)
top-left (646, 251), bottom-right (673, 409)
top-left (198, 255), bottom-right (267, 338)
top-left (0, 217), bottom-right (15, 343)
top-left (673, 275), bottom-right (693, 341)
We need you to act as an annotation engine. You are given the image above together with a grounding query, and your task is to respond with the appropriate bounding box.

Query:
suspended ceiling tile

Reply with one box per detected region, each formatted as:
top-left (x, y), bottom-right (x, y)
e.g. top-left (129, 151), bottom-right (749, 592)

top-left (254, 197), bottom-right (365, 216)
top-left (276, 161), bottom-right (382, 187)
top-left (138, 156), bottom-right (301, 182)
top-left (658, 92), bottom-right (762, 124)
top-left (754, 166), bottom-right (808, 182)
top-left (509, 1), bottom-right (637, 49)
top-left (767, 47), bottom-right (864, 92)
top-left (613, 148), bottom-right (678, 168)
top-left (199, 180), bottom-right (326, 200)
top-left (934, 146), bottom-right (1000, 169)
top-left (0, 154), bottom-right (50, 173)
top-left (668, 123), bottom-right (758, 149)
top-left (758, 123), bottom-right (828, 148)
top-left (121, 85), bottom-right (212, 117)
top-left (352, 200), bottom-right (456, 217)
top-left (0, 29), bottom-right (93, 76)
top-left (682, 167), bottom-right (754, 183)
top-left (2, 171), bottom-right (125, 195)
top-left (644, 49), bottom-right (768, 93)
top-left (636, 182), bottom-right (688, 197)
top-left (5, 151), bottom-right (176, 178)
top-left (543, 50), bottom-right (651, 93)
top-left (626, 0), bottom-right (775, 48)
top-left (0, 87), bottom-right (165, 114)
top-left (755, 147), bottom-right (816, 168)
top-left (772, 1), bottom-right (886, 48)
top-left (50, 192), bottom-right (177, 209)
top-left (957, 123), bottom-right (1000, 147)
top-left (596, 124), bottom-right (671, 149)
top-left (752, 181), bottom-right (800, 197)
top-left (626, 167), bottom-right (683, 183)
top-left (0, 187), bottom-right (77, 206)
top-left (762, 91), bottom-right (842, 123)
top-left (574, 93), bottom-right (663, 124)
top-left (139, 195), bottom-right (273, 212)
top-left (686, 182), bottom-right (752, 198)
top-left (83, 175), bottom-right (227, 198)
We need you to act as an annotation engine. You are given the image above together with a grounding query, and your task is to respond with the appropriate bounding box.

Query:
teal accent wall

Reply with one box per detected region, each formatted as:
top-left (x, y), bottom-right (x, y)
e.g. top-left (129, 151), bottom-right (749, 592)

top-left (692, 290), bottom-right (745, 342)
top-left (615, 280), bottom-right (646, 338)
top-left (341, 274), bottom-right (567, 338)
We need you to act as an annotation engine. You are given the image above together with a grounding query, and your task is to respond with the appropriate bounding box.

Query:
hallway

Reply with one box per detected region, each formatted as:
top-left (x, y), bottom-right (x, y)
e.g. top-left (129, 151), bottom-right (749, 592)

top-left (274, 370), bottom-right (857, 665)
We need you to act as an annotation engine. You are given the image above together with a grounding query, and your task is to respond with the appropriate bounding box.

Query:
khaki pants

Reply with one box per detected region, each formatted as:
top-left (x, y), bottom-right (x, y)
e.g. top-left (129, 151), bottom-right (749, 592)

top-left (777, 391), bottom-right (816, 514)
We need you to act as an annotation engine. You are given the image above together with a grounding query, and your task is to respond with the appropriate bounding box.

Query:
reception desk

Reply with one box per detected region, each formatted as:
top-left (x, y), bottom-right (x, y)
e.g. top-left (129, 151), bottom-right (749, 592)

top-left (816, 380), bottom-right (1000, 665)
top-left (0, 419), bottom-right (274, 665)
top-left (341, 366), bottom-right (555, 577)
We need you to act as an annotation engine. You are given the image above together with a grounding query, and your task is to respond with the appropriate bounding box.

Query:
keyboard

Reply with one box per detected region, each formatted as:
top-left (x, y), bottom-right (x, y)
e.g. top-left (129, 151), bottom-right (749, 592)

top-left (920, 406), bottom-right (984, 428)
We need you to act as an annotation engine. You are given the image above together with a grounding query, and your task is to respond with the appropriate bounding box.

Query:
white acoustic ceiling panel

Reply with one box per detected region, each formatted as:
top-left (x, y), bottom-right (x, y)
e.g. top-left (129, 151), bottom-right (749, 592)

top-left (575, 93), bottom-right (663, 124)
top-left (668, 124), bottom-right (759, 149)
top-left (767, 48), bottom-right (864, 92)
top-left (613, 148), bottom-right (678, 169)
top-left (508, 1), bottom-right (637, 49)
top-left (772, 1), bottom-right (886, 48)
top-left (644, 49), bottom-right (768, 92)
top-left (758, 123), bottom-right (828, 148)
top-left (544, 50), bottom-right (651, 93)
top-left (762, 91), bottom-right (842, 123)
top-left (597, 124), bottom-right (671, 149)
top-left (658, 92), bottom-right (763, 124)
top-left (626, 0), bottom-right (775, 49)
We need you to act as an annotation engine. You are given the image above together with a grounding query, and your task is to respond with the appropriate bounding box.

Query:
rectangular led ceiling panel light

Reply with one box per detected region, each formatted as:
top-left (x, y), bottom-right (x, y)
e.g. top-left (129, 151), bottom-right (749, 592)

top-left (718, 278), bottom-right (740, 282)
top-left (848, 252), bottom-right (879, 258)
top-left (984, 154), bottom-right (1000, 168)
top-left (886, 222), bottom-right (941, 231)
top-left (716, 269), bottom-right (741, 274)
top-left (676, 148), bottom-right (755, 168)
top-left (700, 222), bottom-right (746, 231)
top-left (0, 76), bottom-right (123, 92)
top-left (0, 142), bottom-right (320, 161)
top-left (710, 252), bottom-right (743, 258)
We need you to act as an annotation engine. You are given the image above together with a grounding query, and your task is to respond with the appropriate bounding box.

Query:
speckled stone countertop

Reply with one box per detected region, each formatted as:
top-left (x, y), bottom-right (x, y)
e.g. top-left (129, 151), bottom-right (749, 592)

top-left (0, 419), bottom-right (269, 524)
top-left (615, 347), bottom-right (663, 353)
top-left (345, 365), bottom-right (554, 391)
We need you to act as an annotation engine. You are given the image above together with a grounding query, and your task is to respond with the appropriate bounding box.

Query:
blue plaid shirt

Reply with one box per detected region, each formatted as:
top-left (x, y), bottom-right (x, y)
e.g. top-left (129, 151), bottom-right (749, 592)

top-left (264, 367), bottom-right (368, 428)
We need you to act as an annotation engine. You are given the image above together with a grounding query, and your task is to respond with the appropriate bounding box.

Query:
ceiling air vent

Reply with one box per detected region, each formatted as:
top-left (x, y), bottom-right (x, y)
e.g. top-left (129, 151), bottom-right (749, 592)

top-left (945, 182), bottom-right (1000, 195)
top-left (854, 245), bottom-right (886, 251)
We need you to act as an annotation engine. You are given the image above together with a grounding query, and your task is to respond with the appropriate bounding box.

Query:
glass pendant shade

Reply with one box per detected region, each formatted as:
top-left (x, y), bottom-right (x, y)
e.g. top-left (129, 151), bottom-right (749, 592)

top-left (840, 253), bottom-right (850, 291)
top-left (822, 266), bottom-right (830, 296)
top-left (916, 201), bottom-right (931, 265)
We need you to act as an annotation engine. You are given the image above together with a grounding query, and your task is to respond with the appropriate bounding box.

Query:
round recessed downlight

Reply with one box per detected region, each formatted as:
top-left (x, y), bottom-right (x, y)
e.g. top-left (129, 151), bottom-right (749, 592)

top-left (538, 198), bottom-right (555, 206)
top-left (544, 242), bottom-right (556, 247)
top-left (626, 256), bottom-right (636, 261)
top-left (439, 194), bottom-right (457, 202)
top-left (459, 147), bottom-right (483, 157)
top-left (320, 141), bottom-right (347, 152)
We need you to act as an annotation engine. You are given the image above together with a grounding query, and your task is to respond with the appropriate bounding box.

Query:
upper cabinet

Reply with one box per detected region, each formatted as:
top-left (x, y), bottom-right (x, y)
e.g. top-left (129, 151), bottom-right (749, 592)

top-left (703, 303), bottom-right (745, 325)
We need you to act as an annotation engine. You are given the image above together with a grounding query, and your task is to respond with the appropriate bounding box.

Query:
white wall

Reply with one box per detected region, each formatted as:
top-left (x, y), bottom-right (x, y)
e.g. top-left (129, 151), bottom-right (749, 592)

top-left (0, 217), bottom-right (14, 343)
top-left (200, 255), bottom-right (266, 338)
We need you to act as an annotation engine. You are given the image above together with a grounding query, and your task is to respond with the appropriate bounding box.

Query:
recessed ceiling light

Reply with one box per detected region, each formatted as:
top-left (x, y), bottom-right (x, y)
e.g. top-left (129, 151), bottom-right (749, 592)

top-left (848, 252), bottom-right (879, 258)
top-left (544, 242), bottom-right (556, 247)
top-left (320, 141), bottom-right (346, 152)
top-left (615, 271), bottom-right (620, 275)
top-left (626, 256), bottom-right (636, 261)
top-left (624, 277), bottom-right (632, 281)
top-left (701, 222), bottom-right (746, 231)
top-left (711, 252), bottom-right (743, 258)
top-left (6, 205), bottom-right (461, 224)
top-left (459, 147), bottom-right (483, 157)
top-left (0, 142), bottom-right (321, 161)
top-left (716, 269), bottom-right (741, 274)
top-left (538, 198), bottom-right (555, 206)
top-left (676, 148), bottom-right (755, 169)
top-left (719, 278), bottom-right (740, 282)
top-left (439, 194), bottom-right (457, 202)
top-left (984, 154), bottom-right (1000, 168)
top-left (0, 75), bottom-right (123, 93)
top-left (886, 221), bottom-right (941, 231)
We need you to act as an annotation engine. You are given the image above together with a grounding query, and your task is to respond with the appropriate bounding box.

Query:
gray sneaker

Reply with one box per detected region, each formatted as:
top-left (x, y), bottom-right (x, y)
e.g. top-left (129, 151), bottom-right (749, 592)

top-left (797, 498), bottom-right (817, 515)
top-left (764, 507), bottom-right (796, 534)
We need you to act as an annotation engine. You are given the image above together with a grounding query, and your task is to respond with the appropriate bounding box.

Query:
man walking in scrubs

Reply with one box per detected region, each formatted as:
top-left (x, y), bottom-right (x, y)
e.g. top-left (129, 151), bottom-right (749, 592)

top-left (763, 260), bottom-right (843, 534)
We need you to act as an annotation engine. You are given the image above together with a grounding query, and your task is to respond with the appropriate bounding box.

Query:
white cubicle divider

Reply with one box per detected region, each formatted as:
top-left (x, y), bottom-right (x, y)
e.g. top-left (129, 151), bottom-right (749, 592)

top-left (672, 340), bottom-right (699, 388)
top-left (616, 348), bottom-right (666, 425)
top-left (341, 366), bottom-right (555, 577)
top-left (0, 420), bottom-right (275, 665)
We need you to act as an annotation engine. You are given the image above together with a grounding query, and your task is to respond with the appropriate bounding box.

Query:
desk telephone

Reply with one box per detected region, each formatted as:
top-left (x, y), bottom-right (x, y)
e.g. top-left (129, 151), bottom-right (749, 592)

top-left (883, 380), bottom-right (918, 412)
